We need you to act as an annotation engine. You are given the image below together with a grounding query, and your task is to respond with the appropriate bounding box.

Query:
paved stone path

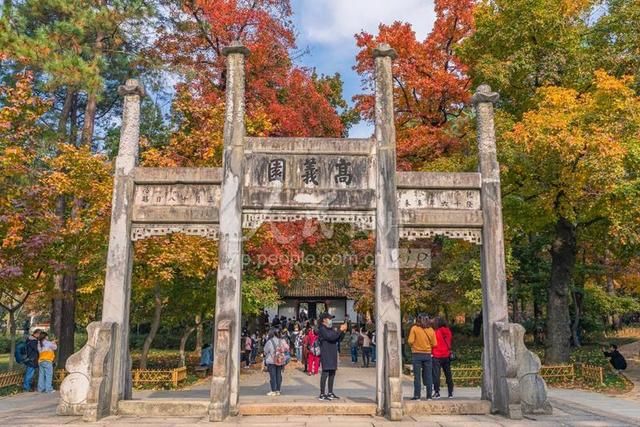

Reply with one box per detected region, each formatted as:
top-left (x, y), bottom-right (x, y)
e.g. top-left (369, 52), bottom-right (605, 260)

top-left (3, 360), bottom-right (640, 425)
top-left (618, 340), bottom-right (640, 401)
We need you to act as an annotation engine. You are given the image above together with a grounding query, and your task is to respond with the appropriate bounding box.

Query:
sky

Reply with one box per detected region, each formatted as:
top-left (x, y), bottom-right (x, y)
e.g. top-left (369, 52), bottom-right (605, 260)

top-left (290, 0), bottom-right (436, 137)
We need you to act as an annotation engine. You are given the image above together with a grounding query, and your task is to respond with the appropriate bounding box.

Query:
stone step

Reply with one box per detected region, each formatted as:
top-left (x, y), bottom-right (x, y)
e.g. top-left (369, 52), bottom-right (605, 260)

top-left (117, 399), bottom-right (209, 417)
top-left (117, 398), bottom-right (379, 417)
top-left (404, 398), bottom-right (491, 415)
top-left (238, 400), bottom-right (378, 416)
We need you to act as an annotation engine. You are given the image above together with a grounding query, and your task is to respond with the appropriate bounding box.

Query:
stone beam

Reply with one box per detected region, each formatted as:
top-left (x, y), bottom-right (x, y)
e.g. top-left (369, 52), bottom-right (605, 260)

top-left (134, 167), bottom-right (223, 184)
top-left (399, 209), bottom-right (483, 228)
top-left (210, 41), bottom-right (249, 422)
top-left (245, 137), bottom-right (374, 155)
top-left (373, 43), bottom-right (403, 420)
top-left (473, 84), bottom-right (509, 414)
top-left (397, 171), bottom-right (481, 189)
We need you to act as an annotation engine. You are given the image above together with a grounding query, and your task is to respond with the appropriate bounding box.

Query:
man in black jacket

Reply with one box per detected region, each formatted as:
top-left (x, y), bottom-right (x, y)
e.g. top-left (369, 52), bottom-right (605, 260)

top-left (317, 313), bottom-right (347, 401)
top-left (23, 329), bottom-right (41, 391)
top-left (603, 344), bottom-right (627, 373)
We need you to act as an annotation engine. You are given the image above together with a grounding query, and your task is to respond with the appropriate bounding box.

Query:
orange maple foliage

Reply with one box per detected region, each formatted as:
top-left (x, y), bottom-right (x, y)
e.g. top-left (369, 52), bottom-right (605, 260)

top-left (354, 0), bottom-right (474, 170)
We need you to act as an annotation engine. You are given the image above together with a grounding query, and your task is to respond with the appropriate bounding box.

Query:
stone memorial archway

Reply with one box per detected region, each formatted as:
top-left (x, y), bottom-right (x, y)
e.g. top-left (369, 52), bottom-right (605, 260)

top-left (57, 42), bottom-right (551, 422)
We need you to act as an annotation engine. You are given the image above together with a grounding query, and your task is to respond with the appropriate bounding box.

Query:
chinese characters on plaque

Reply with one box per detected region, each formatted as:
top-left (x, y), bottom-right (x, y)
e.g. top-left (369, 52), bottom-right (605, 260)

top-left (397, 189), bottom-right (481, 210)
top-left (135, 184), bottom-right (220, 207)
top-left (263, 157), bottom-right (356, 187)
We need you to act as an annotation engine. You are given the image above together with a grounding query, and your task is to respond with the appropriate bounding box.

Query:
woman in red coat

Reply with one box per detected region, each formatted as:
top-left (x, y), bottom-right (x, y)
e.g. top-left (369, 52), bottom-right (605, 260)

top-left (305, 328), bottom-right (320, 375)
top-left (432, 317), bottom-right (454, 399)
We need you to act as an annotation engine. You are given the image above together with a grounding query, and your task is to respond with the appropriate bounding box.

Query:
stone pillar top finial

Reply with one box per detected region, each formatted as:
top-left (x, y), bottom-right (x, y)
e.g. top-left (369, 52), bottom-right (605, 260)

top-left (118, 79), bottom-right (145, 98)
top-left (222, 40), bottom-right (251, 57)
top-left (372, 43), bottom-right (398, 60)
top-left (472, 84), bottom-right (500, 105)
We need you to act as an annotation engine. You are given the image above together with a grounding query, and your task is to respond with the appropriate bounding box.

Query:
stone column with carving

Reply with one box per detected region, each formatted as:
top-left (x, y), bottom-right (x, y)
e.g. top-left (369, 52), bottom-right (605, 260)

top-left (473, 84), bottom-right (510, 414)
top-left (209, 41), bottom-right (249, 422)
top-left (373, 43), bottom-right (403, 420)
top-left (101, 79), bottom-right (144, 413)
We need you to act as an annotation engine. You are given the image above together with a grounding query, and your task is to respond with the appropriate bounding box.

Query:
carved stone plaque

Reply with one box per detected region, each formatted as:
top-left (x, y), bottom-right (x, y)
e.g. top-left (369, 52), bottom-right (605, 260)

top-left (397, 189), bottom-right (480, 210)
top-left (132, 184), bottom-right (221, 223)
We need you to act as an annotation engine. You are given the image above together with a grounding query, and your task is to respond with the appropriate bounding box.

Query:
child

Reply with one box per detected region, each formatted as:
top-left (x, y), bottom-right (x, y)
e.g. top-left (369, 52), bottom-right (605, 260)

top-left (37, 332), bottom-right (57, 393)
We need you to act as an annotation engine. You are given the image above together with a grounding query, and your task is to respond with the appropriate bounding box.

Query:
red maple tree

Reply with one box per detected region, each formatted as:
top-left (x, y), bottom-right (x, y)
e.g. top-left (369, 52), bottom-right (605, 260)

top-left (354, 0), bottom-right (475, 170)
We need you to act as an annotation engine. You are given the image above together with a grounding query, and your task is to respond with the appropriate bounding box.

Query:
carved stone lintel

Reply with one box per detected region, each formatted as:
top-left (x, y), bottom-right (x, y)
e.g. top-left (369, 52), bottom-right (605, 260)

top-left (242, 211), bottom-right (375, 230)
top-left (131, 224), bottom-right (219, 241)
top-left (472, 84), bottom-right (500, 105)
top-left (117, 79), bottom-right (145, 98)
top-left (372, 43), bottom-right (398, 60)
top-left (400, 227), bottom-right (482, 245)
top-left (222, 40), bottom-right (250, 57)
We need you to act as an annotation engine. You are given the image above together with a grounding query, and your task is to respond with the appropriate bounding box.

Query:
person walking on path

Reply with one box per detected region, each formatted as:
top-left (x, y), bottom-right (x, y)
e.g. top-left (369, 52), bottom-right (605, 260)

top-left (305, 328), bottom-right (320, 375)
top-left (243, 333), bottom-right (253, 368)
top-left (263, 328), bottom-right (289, 396)
top-left (360, 328), bottom-right (372, 368)
top-left (407, 315), bottom-right (437, 400)
top-left (432, 317), bottom-right (454, 399)
top-left (349, 327), bottom-right (359, 364)
top-left (22, 329), bottom-right (41, 392)
top-left (37, 332), bottom-right (57, 393)
top-left (317, 313), bottom-right (347, 401)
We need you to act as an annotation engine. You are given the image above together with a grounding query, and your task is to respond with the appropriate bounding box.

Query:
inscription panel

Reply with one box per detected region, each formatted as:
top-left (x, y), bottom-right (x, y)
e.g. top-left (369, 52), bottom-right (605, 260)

top-left (132, 184), bottom-right (221, 223)
top-left (397, 189), bottom-right (481, 210)
top-left (246, 154), bottom-right (373, 190)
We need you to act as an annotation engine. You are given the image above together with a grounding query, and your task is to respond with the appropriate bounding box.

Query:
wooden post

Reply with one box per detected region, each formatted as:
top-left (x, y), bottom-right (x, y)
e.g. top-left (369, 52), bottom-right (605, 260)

top-left (101, 79), bottom-right (144, 413)
top-left (210, 41), bottom-right (249, 421)
top-left (373, 43), bottom-right (403, 420)
top-left (472, 84), bottom-right (510, 414)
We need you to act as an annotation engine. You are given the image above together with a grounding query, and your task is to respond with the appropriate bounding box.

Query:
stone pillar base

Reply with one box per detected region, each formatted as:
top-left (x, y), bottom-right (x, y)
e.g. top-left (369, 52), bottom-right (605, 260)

top-left (494, 322), bottom-right (553, 418)
top-left (57, 322), bottom-right (116, 421)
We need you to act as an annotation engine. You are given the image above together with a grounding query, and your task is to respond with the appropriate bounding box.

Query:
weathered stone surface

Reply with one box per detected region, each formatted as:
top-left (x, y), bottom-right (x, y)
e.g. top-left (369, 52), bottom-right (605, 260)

top-left (494, 322), bottom-right (552, 418)
top-left (403, 398), bottom-right (491, 415)
top-left (399, 209), bottom-right (483, 228)
top-left (238, 402), bottom-right (377, 416)
top-left (244, 188), bottom-right (375, 211)
top-left (210, 43), bottom-right (249, 422)
top-left (474, 84), bottom-right (510, 415)
top-left (134, 167), bottom-right (223, 184)
top-left (373, 43), bottom-right (403, 420)
top-left (397, 171), bottom-right (481, 189)
top-left (118, 399), bottom-right (209, 417)
top-left (245, 136), bottom-right (374, 155)
top-left (57, 321), bottom-right (115, 420)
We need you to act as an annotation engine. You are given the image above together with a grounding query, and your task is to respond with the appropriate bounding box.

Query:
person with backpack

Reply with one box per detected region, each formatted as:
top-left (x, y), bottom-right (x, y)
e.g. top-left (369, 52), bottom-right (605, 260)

top-left (407, 315), bottom-right (437, 400)
top-left (317, 313), bottom-right (348, 401)
top-left (37, 331), bottom-right (57, 393)
top-left (432, 317), bottom-right (454, 399)
top-left (305, 327), bottom-right (320, 376)
top-left (263, 328), bottom-right (289, 396)
top-left (17, 329), bottom-right (41, 392)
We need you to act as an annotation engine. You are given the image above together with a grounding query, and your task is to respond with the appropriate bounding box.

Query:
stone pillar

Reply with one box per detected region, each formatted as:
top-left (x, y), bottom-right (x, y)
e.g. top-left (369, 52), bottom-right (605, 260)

top-left (472, 84), bottom-right (509, 414)
top-left (101, 79), bottom-right (144, 413)
top-left (209, 41), bottom-right (249, 422)
top-left (373, 43), bottom-right (403, 420)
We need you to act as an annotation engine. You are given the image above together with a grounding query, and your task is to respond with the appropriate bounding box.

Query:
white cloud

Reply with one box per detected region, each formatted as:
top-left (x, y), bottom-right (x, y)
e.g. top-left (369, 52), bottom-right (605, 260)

top-left (294, 0), bottom-right (435, 46)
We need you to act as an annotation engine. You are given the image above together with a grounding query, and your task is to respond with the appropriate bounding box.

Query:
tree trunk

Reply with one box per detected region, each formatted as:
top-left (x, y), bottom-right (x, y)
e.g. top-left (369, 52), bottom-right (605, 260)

top-left (58, 88), bottom-right (75, 135)
top-left (195, 314), bottom-right (203, 353)
top-left (69, 92), bottom-right (79, 145)
top-left (8, 310), bottom-right (16, 371)
top-left (80, 30), bottom-right (103, 146)
top-left (545, 217), bottom-right (576, 364)
top-left (570, 289), bottom-right (582, 347)
top-left (140, 285), bottom-right (163, 370)
top-left (57, 268), bottom-right (77, 368)
top-left (180, 325), bottom-right (196, 367)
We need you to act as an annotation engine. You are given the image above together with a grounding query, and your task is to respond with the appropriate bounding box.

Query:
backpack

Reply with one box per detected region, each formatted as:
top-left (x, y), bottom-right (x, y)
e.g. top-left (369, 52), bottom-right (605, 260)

top-left (357, 334), bottom-right (364, 347)
top-left (311, 339), bottom-right (321, 357)
top-left (14, 340), bottom-right (29, 364)
top-left (273, 338), bottom-right (290, 366)
top-left (244, 337), bottom-right (253, 351)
